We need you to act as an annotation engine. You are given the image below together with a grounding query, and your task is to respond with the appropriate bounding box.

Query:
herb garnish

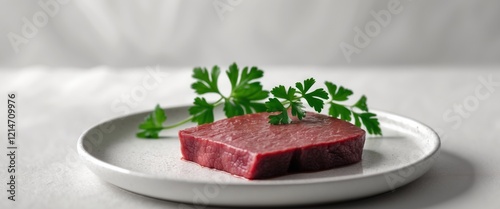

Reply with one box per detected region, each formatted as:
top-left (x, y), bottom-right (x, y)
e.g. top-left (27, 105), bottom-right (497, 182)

top-left (266, 79), bottom-right (382, 135)
top-left (136, 63), bottom-right (269, 138)
top-left (137, 63), bottom-right (382, 138)
top-left (265, 78), bottom-right (328, 124)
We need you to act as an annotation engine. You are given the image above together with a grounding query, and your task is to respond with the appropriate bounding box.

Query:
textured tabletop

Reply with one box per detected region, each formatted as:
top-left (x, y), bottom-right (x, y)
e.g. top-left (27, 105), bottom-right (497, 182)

top-left (0, 66), bottom-right (499, 209)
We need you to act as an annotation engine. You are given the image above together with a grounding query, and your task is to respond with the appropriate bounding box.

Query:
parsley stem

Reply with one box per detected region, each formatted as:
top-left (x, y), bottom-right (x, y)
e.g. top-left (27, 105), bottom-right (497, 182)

top-left (214, 98), bottom-right (224, 106)
top-left (162, 116), bottom-right (194, 129)
top-left (161, 97), bottom-right (225, 130)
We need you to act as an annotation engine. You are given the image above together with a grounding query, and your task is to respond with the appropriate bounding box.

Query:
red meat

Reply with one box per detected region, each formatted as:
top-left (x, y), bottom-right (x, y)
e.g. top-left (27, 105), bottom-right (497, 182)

top-left (179, 112), bottom-right (365, 179)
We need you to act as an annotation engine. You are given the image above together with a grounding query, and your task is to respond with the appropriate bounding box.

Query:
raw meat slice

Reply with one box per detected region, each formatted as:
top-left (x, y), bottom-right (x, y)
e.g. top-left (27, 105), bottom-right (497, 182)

top-left (179, 111), bottom-right (365, 179)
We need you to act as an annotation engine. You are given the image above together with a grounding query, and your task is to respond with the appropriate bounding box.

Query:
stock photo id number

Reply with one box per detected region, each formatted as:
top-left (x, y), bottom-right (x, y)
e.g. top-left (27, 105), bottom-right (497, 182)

top-left (6, 93), bottom-right (17, 202)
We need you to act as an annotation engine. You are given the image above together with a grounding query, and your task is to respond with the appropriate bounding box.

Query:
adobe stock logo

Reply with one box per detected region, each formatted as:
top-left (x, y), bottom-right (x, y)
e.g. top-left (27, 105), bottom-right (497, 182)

top-left (442, 75), bottom-right (499, 129)
top-left (339, 0), bottom-right (406, 63)
top-left (177, 175), bottom-right (232, 209)
top-left (6, 0), bottom-right (70, 53)
top-left (212, 0), bottom-right (243, 22)
top-left (110, 65), bottom-right (168, 115)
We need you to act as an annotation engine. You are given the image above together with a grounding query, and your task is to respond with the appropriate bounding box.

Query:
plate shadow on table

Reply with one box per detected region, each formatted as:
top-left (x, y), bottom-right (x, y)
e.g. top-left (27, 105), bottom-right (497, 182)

top-left (198, 150), bottom-right (474, 209)
top-left (295, 149), bottom-right (475, 209)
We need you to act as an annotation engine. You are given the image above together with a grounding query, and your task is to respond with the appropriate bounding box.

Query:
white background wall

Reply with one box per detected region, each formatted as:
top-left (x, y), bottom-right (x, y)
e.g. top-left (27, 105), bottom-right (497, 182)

top-left (1, 0), bottom-right (499, 68)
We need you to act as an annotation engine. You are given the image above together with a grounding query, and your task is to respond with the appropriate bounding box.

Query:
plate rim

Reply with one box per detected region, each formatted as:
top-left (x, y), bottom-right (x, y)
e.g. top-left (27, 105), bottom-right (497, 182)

top-left (77, 105), bottom-right (441, 186)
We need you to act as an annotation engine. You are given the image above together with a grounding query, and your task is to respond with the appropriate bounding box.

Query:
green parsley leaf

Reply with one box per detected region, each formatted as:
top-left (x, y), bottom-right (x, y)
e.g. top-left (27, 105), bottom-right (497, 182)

top-left (223, 63), bottom-right (269, 118)
top-left (223, 99), bottom-right (244, 118)
top-left (295, 78), bottom-right (315, 93)
top-left (191, 63), bottom-right (270, 122)
top-left (270, 85), bottom-right (292, 100)
top-left (231, 66), bottom-right (264, 93)
top-left (358, 112), bottom-right (382, 135)
top-left (266, 85), bottom-right (306, 119)
top-left (328, 102), bottom-right (352, 121)
top-left (266, 82), bottom-right (308, 123)
top-left (325, 81), bottom-right (353, 101)
top-left (265, 98), bottom-right (291, 124)
top-left (189, 97), bottom-right (215, 125)
top-left (324, 82), bottom-right (382, 135)
top-left (352, 112), bottom-right (362, 127)
top-left (296, 78), bottom-right (328, 112)
top-left (290, 101), bottom-right (306, 120)
top-left (191, 66), bottom-right (221, 95)
top-left (353, 95), bottom-right (369, 111)
top-left (136, 104), bottom-right (167, 138)
top-left (229, 99), bottom-right (268, 115)
top-left (226, 63), bottom-right (240, 89)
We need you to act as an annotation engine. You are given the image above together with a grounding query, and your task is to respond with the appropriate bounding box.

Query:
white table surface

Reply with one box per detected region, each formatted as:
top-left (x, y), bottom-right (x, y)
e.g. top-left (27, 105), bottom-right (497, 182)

top-left (0, 66), bottom-right (499, 209)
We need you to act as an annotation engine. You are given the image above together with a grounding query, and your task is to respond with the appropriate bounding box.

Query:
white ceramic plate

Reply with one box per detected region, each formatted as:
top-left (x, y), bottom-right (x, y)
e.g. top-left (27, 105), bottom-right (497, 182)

top-left (77, 106), bottom-right (440, 207)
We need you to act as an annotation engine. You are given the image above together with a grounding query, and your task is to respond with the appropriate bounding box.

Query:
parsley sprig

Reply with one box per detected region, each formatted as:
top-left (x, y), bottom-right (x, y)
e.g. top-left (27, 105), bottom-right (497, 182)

top-left (266, 79), bottom-right (382, 135)
top-left (190, 63), bottom-right (269, 124)
top-left (136, 63), bottom-right (269, 138)
top-left (324, 82), bottom-right (381, 135)
top-left (137, 64), bottom-right (382, 138)
top-left (136, 104), bottom-right (193, 138)
top-left (265, 78), bottom-right (328, 124)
